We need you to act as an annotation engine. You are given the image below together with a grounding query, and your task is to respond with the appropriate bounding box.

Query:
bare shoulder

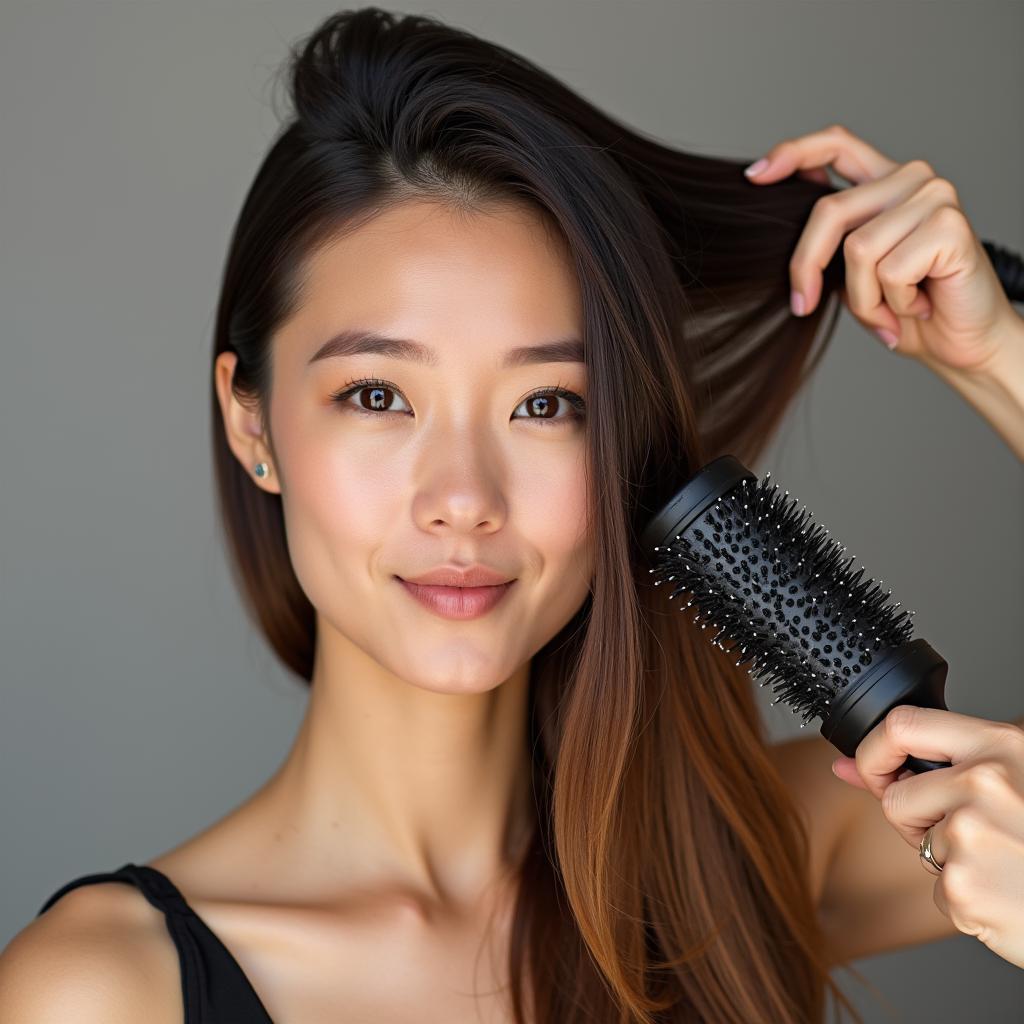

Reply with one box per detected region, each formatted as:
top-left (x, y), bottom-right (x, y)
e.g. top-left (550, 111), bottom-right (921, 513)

top-left (0, 880), bottom-right (183, 1024)
top-left (767, 732), bottom-right (962, 961)
top-left (766, 733), bottom-right (853, 911)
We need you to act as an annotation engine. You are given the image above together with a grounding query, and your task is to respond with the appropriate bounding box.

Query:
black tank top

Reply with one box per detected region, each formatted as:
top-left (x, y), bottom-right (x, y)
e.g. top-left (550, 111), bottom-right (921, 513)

top-left (36, 863), bottom-right (275, 1023)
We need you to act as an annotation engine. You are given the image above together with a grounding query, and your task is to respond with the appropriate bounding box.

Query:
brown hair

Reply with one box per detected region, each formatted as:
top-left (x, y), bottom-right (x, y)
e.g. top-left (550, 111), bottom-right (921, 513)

top-left (211, 8), bottom-right (868, 1021)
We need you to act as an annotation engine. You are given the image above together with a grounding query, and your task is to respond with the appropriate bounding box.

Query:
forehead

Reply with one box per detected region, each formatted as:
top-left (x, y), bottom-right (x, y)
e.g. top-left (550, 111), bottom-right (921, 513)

top-left (284, 199), bottom-right (584, 359)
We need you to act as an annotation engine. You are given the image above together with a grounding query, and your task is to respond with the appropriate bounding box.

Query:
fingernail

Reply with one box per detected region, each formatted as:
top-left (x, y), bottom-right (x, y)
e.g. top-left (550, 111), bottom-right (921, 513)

top-left (831, 760), bottom-right (839, 776)
top-left (876, 327), bottom-right (899, 350)
top-left (744, 157), bottom-right (770, 177)
top-left (790, 289), bottom-right (806, 316)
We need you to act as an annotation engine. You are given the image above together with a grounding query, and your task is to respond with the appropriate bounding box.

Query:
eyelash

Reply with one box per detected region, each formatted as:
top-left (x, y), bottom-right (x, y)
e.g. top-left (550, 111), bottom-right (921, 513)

top-left (328, 377), bottom-right (587, 427)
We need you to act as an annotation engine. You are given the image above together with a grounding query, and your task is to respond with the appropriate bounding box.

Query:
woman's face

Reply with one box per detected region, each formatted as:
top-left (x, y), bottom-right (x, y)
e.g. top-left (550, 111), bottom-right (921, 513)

top-left (239, 199), bottom-right (595, 694)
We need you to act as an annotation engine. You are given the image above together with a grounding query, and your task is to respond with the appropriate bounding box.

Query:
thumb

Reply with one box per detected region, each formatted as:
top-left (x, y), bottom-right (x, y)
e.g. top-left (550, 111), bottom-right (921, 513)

top-left (831, 755), bottom-right (868, 789)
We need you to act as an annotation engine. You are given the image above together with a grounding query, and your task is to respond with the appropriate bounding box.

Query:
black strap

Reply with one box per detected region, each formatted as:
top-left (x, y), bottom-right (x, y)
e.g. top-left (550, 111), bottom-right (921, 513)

top-left (37, 862), bottom-right (273, 1023)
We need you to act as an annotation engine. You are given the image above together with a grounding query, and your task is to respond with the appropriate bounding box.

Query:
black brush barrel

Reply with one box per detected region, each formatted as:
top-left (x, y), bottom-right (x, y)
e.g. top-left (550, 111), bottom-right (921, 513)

top-left (642, 455), bottom-right (953, 775)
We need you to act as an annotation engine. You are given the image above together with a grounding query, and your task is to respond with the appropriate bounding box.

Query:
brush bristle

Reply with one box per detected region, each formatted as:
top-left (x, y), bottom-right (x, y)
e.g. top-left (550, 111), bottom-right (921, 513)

top-left (647, 472), bottom-right (916, 727)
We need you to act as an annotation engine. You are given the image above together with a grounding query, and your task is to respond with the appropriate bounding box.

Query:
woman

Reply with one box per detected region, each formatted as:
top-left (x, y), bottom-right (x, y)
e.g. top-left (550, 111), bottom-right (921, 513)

top-left (4, 8), bottom-right (1023, 1023)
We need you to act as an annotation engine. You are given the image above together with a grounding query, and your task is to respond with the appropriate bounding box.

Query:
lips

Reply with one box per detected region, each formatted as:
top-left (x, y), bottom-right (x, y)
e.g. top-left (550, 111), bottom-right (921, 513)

top-left (397, 577), bottom-right (515, 620)
top-left (399, 565), bottom-right (515, 588)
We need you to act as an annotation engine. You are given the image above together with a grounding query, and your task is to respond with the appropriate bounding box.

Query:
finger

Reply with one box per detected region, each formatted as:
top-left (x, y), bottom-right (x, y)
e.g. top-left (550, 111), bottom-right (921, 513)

top-left (832, 755), bottom-right (868, 788)
top-left (797, 167), bottom-right (832, 185)
top-left (744, 123), bottom-right (900, 187)
top-left (842, 183), bottom-right (952, 336)
top-left (883, 761), bottom-right (1024, 853)
top-left (924, 813), bottom-right (952, 869)
top-left (876, 766), bottom-right (961, 850)
top-left (790, 161), bottom-right (935, 315)
top-left (853, 705), bottom-right (999, 801)
top-left (874, 204), bottom-right (978, 332)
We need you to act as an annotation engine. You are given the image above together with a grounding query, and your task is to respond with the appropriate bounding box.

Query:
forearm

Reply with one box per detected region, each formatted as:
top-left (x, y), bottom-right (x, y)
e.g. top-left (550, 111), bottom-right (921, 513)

top-left (918, 313), bottom-right (1024, 462)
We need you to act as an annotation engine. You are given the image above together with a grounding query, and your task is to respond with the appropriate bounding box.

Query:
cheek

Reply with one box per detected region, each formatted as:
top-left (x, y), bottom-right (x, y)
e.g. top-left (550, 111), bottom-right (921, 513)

top-left (513, 444), bottom-right (594, 593)
top-left (273, 404), bottom-right (593, 634)
top-left (274, 424), bottom-right (403, 606)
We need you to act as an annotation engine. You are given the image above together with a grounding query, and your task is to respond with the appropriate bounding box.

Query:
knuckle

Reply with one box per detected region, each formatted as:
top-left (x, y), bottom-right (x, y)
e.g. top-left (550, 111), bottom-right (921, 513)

top-left (826, 122), bottom-right (850, 139)
top-left (995, 721), bottom-right (1024, 752)
top-left (917, 175), bottom-right (959, 204)
top-left (880, 779), bottom-right (905, 818)
top-left (965, 760), bottom-right (1010, 797)
top-left (905, 157), bottom-right (937, 179)
top-left (939, 860), bottom-right (973, 906)
top-left (929, 204), bottom-right (967, 232)
top-left (808, 192), bottom-right (841, 226)
top-left (945, 804), bottom-right (986, 843)
top-left (884, 704), bottom-right (918, 739)
top-left (877, 260), bottom-right (902, 287)
top-left (842, 232), bottom-right (870, 261)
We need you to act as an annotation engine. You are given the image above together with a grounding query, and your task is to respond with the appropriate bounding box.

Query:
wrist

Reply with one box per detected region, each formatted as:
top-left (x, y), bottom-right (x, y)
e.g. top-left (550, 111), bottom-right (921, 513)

top-left (919, 312), bottom-right (1024, 462)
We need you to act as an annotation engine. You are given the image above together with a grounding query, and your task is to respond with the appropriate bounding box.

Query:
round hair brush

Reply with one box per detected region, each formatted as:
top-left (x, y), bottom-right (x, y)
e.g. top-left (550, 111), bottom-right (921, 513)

top-left (641, 455), bottom-right (954, 776)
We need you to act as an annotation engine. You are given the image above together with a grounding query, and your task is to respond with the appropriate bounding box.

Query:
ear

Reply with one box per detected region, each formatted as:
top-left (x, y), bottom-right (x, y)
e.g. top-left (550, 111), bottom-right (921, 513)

top-left (213, 351), bottom-right (281, 495)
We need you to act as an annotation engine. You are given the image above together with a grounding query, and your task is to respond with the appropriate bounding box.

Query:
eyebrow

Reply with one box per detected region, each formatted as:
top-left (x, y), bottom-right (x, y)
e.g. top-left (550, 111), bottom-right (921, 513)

top-left (307, 328), bottom-right (586, 369)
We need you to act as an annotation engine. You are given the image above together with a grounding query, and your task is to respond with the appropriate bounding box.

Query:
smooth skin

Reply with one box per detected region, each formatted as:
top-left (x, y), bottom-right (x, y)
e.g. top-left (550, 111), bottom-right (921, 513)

top-left (3, 134), bottom-right (1023, 1020)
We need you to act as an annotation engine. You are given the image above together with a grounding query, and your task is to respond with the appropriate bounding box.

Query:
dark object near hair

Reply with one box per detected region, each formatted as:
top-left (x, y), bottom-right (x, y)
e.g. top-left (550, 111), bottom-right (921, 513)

top-left (643, 455), bottom-right (954, 775)
top-left (981, 240), bottom-right (1024, 303)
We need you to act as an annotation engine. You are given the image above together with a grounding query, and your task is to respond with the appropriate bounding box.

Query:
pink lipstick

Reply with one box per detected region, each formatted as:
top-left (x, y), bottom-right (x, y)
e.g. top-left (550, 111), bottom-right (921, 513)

top-left (397, 578), bottom-right (515, 620)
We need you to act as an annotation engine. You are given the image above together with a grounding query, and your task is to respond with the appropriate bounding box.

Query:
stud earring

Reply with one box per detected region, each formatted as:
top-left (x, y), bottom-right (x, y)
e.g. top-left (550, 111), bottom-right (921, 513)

top-left (253, 462), bottom-right (270, 479)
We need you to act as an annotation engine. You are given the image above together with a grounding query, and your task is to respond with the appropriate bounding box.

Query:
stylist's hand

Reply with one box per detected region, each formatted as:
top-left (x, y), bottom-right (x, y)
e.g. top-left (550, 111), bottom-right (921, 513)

top-left (743, 123), bottom-right (1022, 374)
top-left (831, 705), bottom-right (1024, 970)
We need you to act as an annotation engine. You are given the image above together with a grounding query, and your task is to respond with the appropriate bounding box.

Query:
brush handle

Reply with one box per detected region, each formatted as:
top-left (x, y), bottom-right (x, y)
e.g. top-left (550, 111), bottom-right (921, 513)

top-left (820, 638), bottom-right (954, 775)
top-left (903, 754), bottom-right (953, 774)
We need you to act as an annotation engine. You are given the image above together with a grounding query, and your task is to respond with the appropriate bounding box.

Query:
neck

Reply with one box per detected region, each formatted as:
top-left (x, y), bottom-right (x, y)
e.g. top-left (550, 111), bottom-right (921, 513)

top-left (252, 619), bottom-right (536, 918)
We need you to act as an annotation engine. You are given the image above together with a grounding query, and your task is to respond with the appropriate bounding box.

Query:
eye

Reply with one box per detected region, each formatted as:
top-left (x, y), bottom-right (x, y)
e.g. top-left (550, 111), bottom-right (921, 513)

top-left (329, 378), bottom-right (587, 427)
top-left (330, 378), bottom-right (412, 417)
top-left (514, 386), bottom-right (587, 426)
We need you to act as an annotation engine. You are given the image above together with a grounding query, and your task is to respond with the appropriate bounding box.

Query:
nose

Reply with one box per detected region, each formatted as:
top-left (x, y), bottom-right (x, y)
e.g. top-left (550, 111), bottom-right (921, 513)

top-left (411, 430), bottom-right (507, 535)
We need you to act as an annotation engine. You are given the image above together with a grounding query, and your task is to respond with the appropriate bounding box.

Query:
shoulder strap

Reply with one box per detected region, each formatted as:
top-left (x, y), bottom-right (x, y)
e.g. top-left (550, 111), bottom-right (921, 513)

top-left (37, 863), bottom-right (274, 1024)
top-left (37, 865), bottom-right (144, 916)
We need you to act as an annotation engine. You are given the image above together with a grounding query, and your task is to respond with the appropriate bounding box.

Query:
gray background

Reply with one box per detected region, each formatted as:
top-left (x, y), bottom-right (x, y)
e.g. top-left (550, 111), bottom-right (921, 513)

top-left (2, 1), bottom-right (1022, 1019)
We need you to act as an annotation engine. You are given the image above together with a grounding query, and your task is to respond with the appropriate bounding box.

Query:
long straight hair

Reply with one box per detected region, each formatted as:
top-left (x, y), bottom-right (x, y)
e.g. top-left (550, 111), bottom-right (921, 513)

top-left (211, 8), bottom-right (867, 1021)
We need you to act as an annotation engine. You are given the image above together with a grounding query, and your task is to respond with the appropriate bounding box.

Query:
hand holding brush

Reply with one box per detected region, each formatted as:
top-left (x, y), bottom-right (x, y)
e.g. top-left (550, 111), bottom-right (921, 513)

top-left (641, 456), bottom-right (1024, 969)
